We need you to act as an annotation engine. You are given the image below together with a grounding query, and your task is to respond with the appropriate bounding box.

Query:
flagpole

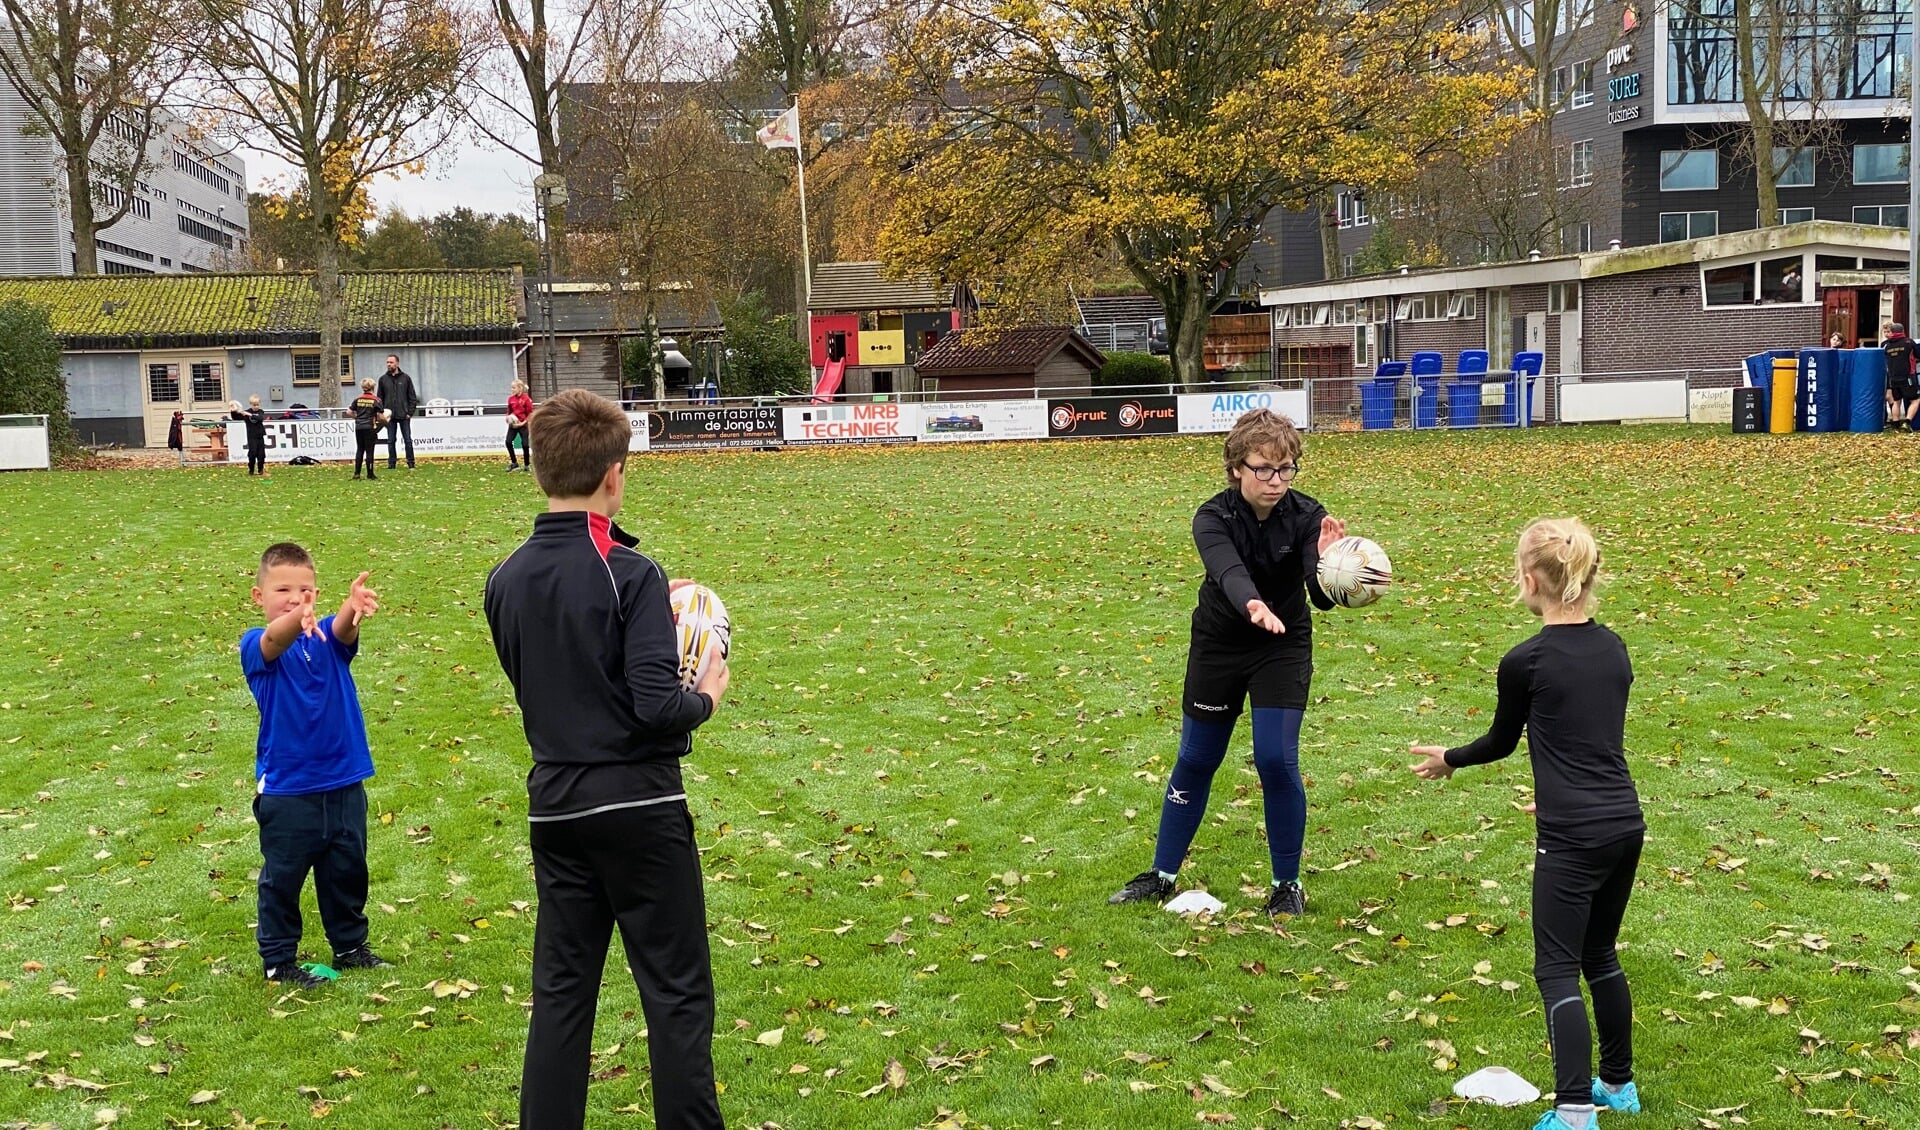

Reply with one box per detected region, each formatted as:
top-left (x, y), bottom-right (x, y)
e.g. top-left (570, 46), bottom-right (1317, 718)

top-left (793, 101), bottom-right (812, 311)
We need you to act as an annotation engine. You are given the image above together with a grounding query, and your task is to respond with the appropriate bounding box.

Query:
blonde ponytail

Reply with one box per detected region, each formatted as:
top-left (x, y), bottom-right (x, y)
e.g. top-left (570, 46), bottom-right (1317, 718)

top-left (1516, 517), bottom-right (1600, 610)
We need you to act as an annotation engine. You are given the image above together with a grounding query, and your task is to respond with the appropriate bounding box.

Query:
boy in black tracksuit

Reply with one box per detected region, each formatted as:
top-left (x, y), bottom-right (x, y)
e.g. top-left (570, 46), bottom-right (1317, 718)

top-left (230, 396), bottom-right (269, 475)
top-left (484, 389), bottom-right (730, 1130)
top-left (349, 379), bottom-right (384, 480)
top-left (1110, 409), bottom-right (1358, 919)
top-left (1411, 518), bottom-right (1644, 1130)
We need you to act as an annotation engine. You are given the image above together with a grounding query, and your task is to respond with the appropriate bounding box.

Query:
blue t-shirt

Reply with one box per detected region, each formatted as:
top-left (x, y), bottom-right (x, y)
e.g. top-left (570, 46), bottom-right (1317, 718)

top-left (239, 615), bottom-right (375, 795)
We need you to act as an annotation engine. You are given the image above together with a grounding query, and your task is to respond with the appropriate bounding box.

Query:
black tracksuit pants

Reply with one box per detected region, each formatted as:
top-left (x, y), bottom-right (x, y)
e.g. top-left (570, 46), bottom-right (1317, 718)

top-left (354, 428), bottom-right (378, 476)
top-left (246, 445), bottom-right (265, 474)
top-left (521, 801), bottom-right (721, 1130)
top-left (1534, 831), bottom-right (1642, 1103)
top-left (253, 783), bottom-right (370, 968)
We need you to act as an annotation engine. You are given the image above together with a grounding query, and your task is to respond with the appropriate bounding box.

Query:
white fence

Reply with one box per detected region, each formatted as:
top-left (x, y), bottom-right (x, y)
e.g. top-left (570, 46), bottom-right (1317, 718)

top-left (0, 415), bottom-right (50, 470)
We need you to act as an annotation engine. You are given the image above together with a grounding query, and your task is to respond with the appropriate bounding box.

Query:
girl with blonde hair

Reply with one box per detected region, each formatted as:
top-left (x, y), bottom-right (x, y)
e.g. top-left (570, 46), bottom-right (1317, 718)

top-left (506, 379), bottom-right (534, 471)
top-left (1409, 518), bottom-right (1644, 1130)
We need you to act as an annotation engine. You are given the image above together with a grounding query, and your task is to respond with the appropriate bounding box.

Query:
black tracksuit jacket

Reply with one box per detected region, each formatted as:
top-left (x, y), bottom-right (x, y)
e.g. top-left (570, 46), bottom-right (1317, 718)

top-left (1191, 487), bottom-right (1337, 648)
top-left (484, 510), bottom-right (713, 821)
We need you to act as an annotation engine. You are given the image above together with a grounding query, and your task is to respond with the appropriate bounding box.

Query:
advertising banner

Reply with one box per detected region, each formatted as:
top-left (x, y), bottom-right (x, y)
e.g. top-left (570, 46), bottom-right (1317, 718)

top-left (230, 412), bottom-right (653, 462)
top-left (1176, 389), bottom-right (1312, 434)
top-left (782, 402), bottom-right (913, 445)
top-left (647, 406), bottom-right (782, 450)
top-left (916, 400), bottom-right (1049, 443)
top-left (1045, 396), bottom-right (1178, 439)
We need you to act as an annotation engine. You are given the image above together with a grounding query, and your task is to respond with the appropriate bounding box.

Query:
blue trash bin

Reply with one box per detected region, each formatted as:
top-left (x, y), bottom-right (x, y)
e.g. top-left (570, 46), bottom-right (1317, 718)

top-left (1360, 380), bottom-right (1398, 430)
top-left (1410, 352), bottom-right (1443, 428)
top-left (1503, 353), bottom-right (1544, 426)
top-left (1445, 380), bottom-right (1483, 426)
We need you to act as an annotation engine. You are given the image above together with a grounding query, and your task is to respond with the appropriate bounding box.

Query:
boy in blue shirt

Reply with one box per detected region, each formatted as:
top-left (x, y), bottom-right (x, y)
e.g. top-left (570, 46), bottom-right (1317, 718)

top-left (240, 542), bottom-right (392, 989)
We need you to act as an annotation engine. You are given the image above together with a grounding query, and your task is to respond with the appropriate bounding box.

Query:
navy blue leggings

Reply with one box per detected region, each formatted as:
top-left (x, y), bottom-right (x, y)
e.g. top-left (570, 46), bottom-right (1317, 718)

top-left (1151, 708), bottom-right (1307, 882)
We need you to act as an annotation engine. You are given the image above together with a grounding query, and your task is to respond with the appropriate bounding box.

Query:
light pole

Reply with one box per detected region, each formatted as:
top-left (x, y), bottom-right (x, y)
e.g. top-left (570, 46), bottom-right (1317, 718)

top-left (534, 174), bottom-right (567, 398)
top-left (1910, 6), bottom-right (1917, 334)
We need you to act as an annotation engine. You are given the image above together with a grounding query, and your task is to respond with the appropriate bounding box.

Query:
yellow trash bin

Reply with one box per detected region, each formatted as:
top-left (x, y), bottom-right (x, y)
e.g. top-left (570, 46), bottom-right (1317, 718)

top-left (1769, 357), bottom-right (1797, 433)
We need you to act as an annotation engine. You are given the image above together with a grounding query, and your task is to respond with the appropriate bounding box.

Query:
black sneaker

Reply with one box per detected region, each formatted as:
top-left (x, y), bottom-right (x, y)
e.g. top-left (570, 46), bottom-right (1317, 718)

top-left (332, 946), bottom-right (393, 970)
top-left (1108, 870), bottom-right (1175, 905)
top-left (1264, 881), bottom-right (1306, 919)
top-left (265, 964), bottom-right (328, 990)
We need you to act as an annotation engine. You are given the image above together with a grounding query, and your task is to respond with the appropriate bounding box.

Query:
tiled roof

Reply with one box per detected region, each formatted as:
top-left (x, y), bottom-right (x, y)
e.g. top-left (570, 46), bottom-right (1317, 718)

top-left (0, 269), bottom-right (523, 350)
top-left (807, 261), bottom-right (951, 312)
top-left (1076, 292), bottom-right (1164, 325)
top-left (911, 326), bottom-right (1105, 376)
top-left (525, 281), bottom-right (723, 335)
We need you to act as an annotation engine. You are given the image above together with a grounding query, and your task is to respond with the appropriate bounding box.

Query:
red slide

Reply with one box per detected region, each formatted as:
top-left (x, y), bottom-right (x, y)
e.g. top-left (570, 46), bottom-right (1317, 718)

top-left (811, 359), bottom-right (846, 404)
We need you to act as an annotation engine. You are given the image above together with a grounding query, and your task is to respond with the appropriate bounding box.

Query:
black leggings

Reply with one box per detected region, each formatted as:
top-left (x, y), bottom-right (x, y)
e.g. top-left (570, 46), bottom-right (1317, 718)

top-left (354, 429), bottom-right (377, 476)
top-left (1534, 831), bottom-right (1642, 1103)
top-left (247, 447), bottom-right (265, 475)
top-left (507, 424), bottom-right (529, 464)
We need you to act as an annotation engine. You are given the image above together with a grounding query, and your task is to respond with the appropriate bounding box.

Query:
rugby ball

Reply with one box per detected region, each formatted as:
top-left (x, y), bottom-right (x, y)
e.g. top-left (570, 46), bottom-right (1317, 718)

top-left (669, 583), bottom-right (731, 689)
top-left (1317, 535), bottom-right (1393, 608)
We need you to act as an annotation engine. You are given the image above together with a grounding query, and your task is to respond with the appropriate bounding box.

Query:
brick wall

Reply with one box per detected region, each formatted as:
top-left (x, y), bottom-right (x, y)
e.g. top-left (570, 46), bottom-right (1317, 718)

top-left (1583, 263), bottom-right (1822, 376)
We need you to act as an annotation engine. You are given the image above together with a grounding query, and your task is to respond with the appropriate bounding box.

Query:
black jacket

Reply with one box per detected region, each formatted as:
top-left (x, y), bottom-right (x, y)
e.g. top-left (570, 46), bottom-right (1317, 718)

top-left (229, 407), bottom-right (267, 450)
top-left (376, 369), bottom-right (418, 419)
top-left (484, 511), bottom-right (713, 820)
top-left (1191, 487), bottom-right (1335, 646)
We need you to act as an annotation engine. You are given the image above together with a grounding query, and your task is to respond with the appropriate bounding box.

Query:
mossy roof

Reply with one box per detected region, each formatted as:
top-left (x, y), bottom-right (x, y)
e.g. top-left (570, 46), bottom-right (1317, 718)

top-left (0, 269), bottom-right (524, 350)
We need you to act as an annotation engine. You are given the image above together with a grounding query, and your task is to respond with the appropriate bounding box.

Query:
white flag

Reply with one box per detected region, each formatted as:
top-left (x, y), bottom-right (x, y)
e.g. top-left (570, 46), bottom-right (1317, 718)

top-left (756, 105), bottom-right (800, 150)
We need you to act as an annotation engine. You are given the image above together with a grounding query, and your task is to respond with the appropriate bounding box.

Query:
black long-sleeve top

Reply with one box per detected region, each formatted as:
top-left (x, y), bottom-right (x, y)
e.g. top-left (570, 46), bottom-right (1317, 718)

top-left (484, 510), bottom-right (714, 821)
top-left (1444, 621), bottom-right (1645, 850)
top-left (229, 407), bottom-right (267, 450)
top-left (1191, 487), bottom-right (1336, 647)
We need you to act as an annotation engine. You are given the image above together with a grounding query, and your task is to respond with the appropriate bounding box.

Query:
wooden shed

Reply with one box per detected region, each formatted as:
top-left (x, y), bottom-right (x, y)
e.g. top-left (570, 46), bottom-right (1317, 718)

top-left (911, 327), bottom-right (1107, 399)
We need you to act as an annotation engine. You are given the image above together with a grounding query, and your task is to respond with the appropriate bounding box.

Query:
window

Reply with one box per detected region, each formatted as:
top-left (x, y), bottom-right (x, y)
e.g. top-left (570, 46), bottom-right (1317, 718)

top-left (1852, 204), bottom-right (1909, 227)
top-left (1559, 0), bottom-right (1595, 34)
top-left (1854, 144), bottom-right (1908, 184)
top-left (1660, 149), bottom-right (1719, 191)
top-left (1761, 256), bottom-right (1805, 303)
top-left (1569, 140), bottom-right (1595, 187)
top-left (1353, 325), bottom-right (1373, 368)
top-left (1659, 211), bottom-right (1718, 242)
top-left (1762, 207), bottom-right (1816, 225)
top-left (147, 363), bottom-right (180, 402)
top-left (1561, 222), bottom-right (1593, 253)
top-left (1337, 190), bottom-right (1370, 228)
top-left (190, 362), bottom-right (224, 402)
top-left (1549, 66), bottom-right (1568, 111)
top-left (1703, 264), bottom-right (1755, 305)
top-left (1272, 307), bottom-right (1292, 328)
top-left (292, 351), bottom-right (354, 385)
top-left (1570, 62), bottom-right (1595, 109)
top-left (1773, 147), bottom-right (1814, 188)
top-left (177, 214), bottom-right (233, 249)
top-left (1549, 283), bottom-right (1581, 313)
top-left (1508, 2), bottom-right (1534, 46)
top-left (1447, 292), bottom-right (1477, 319)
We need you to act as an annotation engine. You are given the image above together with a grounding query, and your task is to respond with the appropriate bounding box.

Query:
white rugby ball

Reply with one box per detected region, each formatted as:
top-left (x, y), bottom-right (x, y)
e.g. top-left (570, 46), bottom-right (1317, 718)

top-left (1317, 535), bottom-right (1393, 608)
top-left (670, 583), bottom-right (731, 689)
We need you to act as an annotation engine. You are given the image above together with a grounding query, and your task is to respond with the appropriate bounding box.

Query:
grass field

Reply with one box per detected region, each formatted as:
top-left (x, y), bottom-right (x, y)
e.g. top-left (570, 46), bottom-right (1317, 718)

top-left (1, 426), bottom-right (1917, 1130)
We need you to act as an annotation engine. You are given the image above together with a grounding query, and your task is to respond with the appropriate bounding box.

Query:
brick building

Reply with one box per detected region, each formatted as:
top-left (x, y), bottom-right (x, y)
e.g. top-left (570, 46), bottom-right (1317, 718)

top-left (1260, 220), bottom-right (1907, 383)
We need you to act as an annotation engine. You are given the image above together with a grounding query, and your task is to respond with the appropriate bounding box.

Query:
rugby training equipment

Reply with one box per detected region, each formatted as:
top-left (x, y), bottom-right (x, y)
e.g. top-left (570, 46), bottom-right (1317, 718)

top-left (670, 583), bottom-right (731, 689)
top-left (1453, 1065), bottom-right (1541, 1106)
top-left (1317, 535), bottom-right (1393, 608)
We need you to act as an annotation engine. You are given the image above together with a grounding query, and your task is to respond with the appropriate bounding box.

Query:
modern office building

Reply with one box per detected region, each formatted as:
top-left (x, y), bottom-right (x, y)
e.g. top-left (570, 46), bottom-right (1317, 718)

top-left (1316, 0), bottom-right (1912, 273)
top-left (0, 69), bottom-right (251, 276)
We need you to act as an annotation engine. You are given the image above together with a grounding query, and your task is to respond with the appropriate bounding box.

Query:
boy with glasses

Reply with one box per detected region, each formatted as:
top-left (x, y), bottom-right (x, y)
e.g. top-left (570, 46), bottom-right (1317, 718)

top-left (1110, 409), bottom-right (1366, 920)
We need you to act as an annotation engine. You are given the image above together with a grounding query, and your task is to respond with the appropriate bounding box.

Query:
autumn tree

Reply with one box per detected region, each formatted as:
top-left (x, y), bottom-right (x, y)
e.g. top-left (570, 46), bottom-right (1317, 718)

top-left (873, 0), bottom-right (1528, 384)
top-left (198, 0), bottom-right (474, 406)
top-left (0, 0), bottom-right (194, 274)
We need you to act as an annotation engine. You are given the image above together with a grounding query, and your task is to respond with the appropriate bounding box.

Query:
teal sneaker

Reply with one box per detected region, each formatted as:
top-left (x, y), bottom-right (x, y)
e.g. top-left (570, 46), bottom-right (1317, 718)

top-left (1531, 1112), bottom-right (1585, 1130)
top-left (1591, 1078), bottom-right (1641, 1113)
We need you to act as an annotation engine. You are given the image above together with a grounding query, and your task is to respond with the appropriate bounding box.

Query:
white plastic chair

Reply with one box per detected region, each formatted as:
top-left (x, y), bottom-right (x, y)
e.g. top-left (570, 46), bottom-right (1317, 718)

top-left (424, 397), bottom-right (453, 418)
top-left (452, 398), bottom-right (484, 416)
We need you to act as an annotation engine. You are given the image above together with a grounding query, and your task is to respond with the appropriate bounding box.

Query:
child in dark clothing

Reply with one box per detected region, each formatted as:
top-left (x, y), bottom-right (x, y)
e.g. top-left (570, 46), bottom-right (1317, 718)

top-left (230, 396), bottom-right (269, 475)
top-left (349, 379), bottom-right (387, 480)
top-left (1409, 518), bottom-right (1644, 1130)
top-left (168, 410), bottom-right (185, 467)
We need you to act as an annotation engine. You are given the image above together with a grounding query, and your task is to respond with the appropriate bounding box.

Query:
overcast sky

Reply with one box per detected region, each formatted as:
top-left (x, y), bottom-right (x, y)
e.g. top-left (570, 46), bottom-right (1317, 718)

top-left (246, 141), bottom-right (543, 222)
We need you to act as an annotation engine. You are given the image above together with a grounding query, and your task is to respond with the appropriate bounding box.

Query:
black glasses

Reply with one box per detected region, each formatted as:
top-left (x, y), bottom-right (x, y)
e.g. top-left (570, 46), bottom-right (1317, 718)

top-left (1242, 461), bottom-right (1299, 482)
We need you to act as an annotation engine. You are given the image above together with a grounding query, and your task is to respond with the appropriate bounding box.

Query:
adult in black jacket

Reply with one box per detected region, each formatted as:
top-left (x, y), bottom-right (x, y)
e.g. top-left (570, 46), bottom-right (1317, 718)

top-left (1109, 409), bottom-right (1358, 919)
top-left (484, 389), bottom-right (730, 1130)
top-left (375, 355), bottom-right (419, 468)
top-left (1409, 518), bottom-right (1645, 1129)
